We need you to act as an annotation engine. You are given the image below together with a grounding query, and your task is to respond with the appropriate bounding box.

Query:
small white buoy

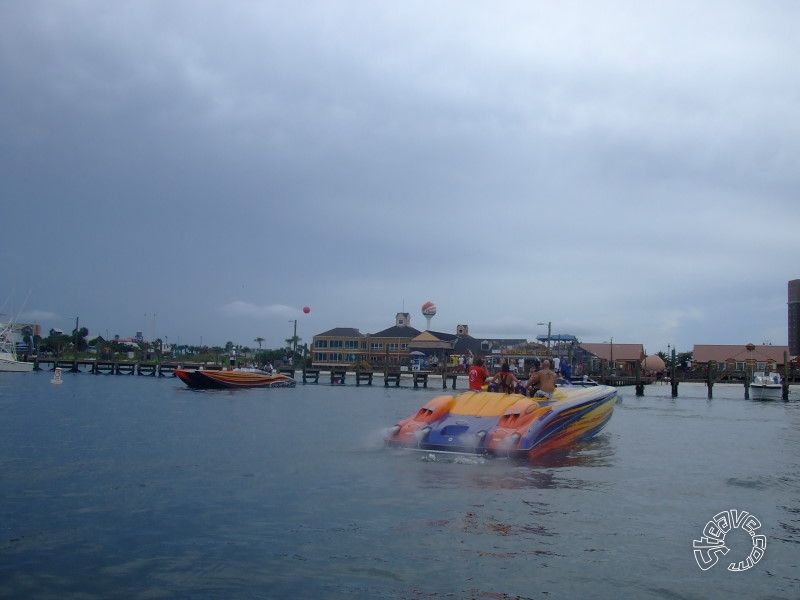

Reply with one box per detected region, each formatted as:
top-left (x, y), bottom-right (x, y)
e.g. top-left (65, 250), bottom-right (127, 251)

top-left (51, 367), bottom-right (63, 385)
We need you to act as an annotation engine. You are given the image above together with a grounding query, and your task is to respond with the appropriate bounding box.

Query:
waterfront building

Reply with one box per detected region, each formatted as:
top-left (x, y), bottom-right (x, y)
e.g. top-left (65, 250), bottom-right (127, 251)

top-left (311, 317), bottom-right (545, 370)
top-left (404, 327), bottom-right (474, 366)
top-left (789, 279), bottom-right (800, 356)
top-left (311, 327), bottom-right (367, 366)
top-left (364, 313), bottom-right (421, 366)
top-left (408, 325), bottom-right (484, 359)
top-left (693, 343), bottom-right (789, 379)
top-left (311, 313), bottom-right (420, 368)
top-left (408, 330), bottom-right (458, 358)
top-left (574, 343), bottom-right (646, 377)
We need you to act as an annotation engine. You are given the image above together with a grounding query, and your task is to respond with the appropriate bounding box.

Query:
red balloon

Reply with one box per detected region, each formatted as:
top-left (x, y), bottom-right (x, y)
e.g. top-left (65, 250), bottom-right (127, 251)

top-left (303, 306), bottom-right (311, 314)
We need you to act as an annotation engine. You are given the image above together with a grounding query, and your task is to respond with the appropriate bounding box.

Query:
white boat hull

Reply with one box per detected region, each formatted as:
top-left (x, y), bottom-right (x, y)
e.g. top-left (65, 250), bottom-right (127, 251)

top-left (750, 384), bottom-right (782, 401)
top-left (0, 322), bottom-right (34, 372)
top-left (750, 372), bottom-right (784, 401)
top-left (0, 356), bottom-right (34, 372)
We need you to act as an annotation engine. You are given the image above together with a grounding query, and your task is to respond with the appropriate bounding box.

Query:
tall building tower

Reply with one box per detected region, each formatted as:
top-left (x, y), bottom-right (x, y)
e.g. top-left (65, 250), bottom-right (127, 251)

top-left (789, 279), bottom-right (800, 355)
top-left (421, 301), bottom-right (436, 331)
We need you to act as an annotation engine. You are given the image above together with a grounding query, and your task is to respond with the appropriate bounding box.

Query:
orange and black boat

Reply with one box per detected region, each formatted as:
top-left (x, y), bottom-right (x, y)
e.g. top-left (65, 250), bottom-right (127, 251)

top-left (175, 368), bottom-right (296, 389)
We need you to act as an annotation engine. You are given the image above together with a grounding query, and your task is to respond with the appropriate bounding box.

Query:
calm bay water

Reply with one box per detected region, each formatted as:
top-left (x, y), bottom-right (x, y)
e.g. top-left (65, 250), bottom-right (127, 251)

top-left (1, 373), bottom-right (798, 599)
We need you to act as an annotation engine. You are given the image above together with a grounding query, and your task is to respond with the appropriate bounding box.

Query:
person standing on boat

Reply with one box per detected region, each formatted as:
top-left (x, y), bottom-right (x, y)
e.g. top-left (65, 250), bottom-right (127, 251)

top-left (467, 357), bottom-right (488, 390)
top-left (526, 359), bottom-right (557, 399)
top-left (560, 358), bottom-right (572, 380)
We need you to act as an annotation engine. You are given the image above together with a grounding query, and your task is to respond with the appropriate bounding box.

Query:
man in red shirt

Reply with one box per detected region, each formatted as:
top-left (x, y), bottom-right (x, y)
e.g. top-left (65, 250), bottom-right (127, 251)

top-left (468, 357), bottom-right (488, 390)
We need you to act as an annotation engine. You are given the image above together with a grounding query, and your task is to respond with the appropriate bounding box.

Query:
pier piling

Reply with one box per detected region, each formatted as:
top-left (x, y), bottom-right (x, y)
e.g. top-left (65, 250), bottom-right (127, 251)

top-left (783, 351), bottom-right (790, 401)
top-left (302, 368), bottom-right (320, 384)
top-left (743, 365), bottom-right (751, 399)
top-left (669, 348), bottom-right (679, 397)
top-left (384, 368), bottom-right (401, 387)
top-left (706, 362), bottom-right (715, 399)
top-left (634, 362), bottom-right (644, 396)
top-left (329, 369), bottom-right (346, 385)
top-left (413, 372), bottom-right (428, 388)
top-left (442, 372), bottom-right (458, 390)
top-left (355, 370), bottom-right (373, 386)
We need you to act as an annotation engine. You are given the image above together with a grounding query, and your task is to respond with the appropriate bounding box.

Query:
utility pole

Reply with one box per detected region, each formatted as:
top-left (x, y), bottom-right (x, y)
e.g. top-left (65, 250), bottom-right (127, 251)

top-left (610, 337), bottom-right (614, 375)
top-left (288, 319), bottom-right (298, 365)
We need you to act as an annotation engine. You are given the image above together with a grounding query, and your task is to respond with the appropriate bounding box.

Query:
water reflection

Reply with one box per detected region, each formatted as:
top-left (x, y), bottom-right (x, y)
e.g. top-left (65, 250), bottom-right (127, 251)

top-left (533, 435), bottom-right (616, 469)
top-left (777, 503), bottom-right (800, 546)
top-left (398, 432), bottom-right (615, 493)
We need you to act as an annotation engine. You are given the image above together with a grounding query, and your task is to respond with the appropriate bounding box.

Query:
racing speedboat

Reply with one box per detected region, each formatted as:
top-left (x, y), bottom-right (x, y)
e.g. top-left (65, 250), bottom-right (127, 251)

top-left (175, 368), bottom-right (296, 389)
top-left (386, 384), bottom-right (617, 460)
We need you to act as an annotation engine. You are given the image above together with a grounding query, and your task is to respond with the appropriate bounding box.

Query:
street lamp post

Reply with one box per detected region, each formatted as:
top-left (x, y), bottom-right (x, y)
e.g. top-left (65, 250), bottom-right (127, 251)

top-left (537, 321), bottom-right (552, 349)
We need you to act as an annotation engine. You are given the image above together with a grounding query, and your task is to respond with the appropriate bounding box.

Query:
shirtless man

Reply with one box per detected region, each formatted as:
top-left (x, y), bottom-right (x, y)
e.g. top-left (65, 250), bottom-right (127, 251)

top-left (526, 359), bottom-right (557, 399)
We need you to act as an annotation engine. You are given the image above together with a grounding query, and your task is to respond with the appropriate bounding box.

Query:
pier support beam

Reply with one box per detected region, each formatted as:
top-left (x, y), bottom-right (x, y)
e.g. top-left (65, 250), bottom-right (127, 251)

top-left (744, 365), bottom-right (751, 400)
top-left (384, 375), bottom-right (399, 387)
top-left (783, 351), bottom-right (790, 401)
top-left (302, 369), bottom-right (320, 384)
top-left (441, 373), bottom-right (457, 390)
top-left (706, 362), bottom-right (715, 399)
top-left (384, 369), bottom-right (401, 387)
top-left (670, 348), bottom-right (678, 398)
top-left (634, 362), bottom-right (644, 396)
top-left (355, 370), bottom-right (373, 386)
top-left (330, 369), bottom-right (346, 385)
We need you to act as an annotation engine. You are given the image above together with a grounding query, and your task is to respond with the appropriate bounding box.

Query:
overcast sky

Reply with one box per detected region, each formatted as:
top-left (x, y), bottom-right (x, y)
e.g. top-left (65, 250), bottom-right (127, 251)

top-left (2, 1), bottom-right (798, 354)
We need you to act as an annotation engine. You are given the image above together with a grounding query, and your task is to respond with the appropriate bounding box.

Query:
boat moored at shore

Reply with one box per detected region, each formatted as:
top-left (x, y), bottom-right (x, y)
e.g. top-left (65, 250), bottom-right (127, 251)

top-left (750, 371), bottom-right (783, 401)
top-left (0, 323), bottom-right (33, 373)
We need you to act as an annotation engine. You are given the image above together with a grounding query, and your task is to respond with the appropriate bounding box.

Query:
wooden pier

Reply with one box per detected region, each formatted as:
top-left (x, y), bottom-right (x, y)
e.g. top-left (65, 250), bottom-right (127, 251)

top-left (20, 357), bottom-right (794, 400)
top-left (24, 359), bottom-right (469, 390)
top-left (302, 368), bottom-right (320, 384)
top-left (413, 372), bottom-right (429, 388)
top-left (633, 350), bottom-right (794, 400)
top-left (329, 368), bottom-right (347, 385)
top-left (384, 368), bottom-right (401, 387)
top-left (30, 358), bottom-right (211, 377)
top-left (442, 373), bottom-right (458, 389)
top-left (705, 351), bottom-right (791, 400)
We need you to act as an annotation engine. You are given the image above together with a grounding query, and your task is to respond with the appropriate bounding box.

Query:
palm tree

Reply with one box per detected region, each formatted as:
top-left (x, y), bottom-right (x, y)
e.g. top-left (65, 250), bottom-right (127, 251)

top-left (254, 337), bottom-right (264, 350)
top-left (285, 334), bottom-right (302, 365)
